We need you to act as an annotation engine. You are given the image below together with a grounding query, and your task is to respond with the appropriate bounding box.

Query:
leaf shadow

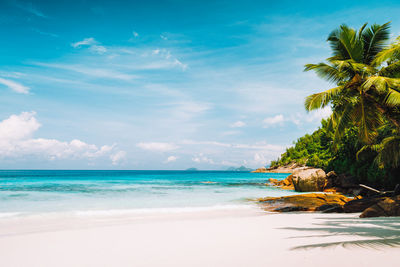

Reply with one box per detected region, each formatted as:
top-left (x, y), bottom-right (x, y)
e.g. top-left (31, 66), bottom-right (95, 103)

top-left (280, 216), bottom-right (400, 250)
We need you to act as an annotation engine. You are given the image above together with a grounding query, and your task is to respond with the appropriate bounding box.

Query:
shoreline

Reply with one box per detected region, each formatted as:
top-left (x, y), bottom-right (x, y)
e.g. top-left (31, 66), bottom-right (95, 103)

top-left (253, 165), bottom-right (312, 173)
top-left (0, 206), bottom-right (399, 267)
top-left (1, 171), bottom-right (399, 266)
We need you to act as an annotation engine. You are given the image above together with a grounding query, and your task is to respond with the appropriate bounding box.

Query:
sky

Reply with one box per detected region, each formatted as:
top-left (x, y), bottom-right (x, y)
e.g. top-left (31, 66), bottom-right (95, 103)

top-left (1, 0), bottom-right (400, 170)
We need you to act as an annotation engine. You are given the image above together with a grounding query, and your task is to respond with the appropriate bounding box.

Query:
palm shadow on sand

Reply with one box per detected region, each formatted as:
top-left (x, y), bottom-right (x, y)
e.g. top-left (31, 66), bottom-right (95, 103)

top-left (281, 216), bottom-right (400, 250)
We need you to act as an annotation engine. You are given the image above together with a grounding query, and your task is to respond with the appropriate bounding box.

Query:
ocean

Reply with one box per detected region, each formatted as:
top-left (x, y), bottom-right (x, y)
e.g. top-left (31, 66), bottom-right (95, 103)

top-left (0, 170), bottom-right (292, 218)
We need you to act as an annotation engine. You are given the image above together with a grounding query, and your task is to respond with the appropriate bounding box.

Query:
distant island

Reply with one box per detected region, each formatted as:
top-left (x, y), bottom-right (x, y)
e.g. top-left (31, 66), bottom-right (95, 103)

top-left (226, 166), bottom-right (253, 172)
top-left (185, 168), bottom-right (198, 171)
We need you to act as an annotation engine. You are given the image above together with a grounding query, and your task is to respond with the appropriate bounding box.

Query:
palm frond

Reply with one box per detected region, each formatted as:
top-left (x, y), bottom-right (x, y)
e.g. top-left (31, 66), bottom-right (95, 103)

top-left (356, 143), bottom-right (381, 161)
top-left (379, 60), bottom-right (400, 77)
top-left (357, 22), bottom-right (368, 40)
top-left (363, 22), bottom-right (391, 64)
top-left (328, 24), bottom-right (363, 61)
top-left (356, 145), bottom-right (369, 161)
top-left (373, 36), bottom-right (400, 66)
top-left (362, 76), bottom-right (400, 93)
top-left (328, 59), bottom-right (376, 76)
top-left (383, 88), bottom-right (400, 107)
top-left (304, 86), bottom-right (344, 111)
top-left (327, 28), bottom-right (350, 60)
top-left (362, 76), bottom-right (390, 93)
top-left (333, 104), bottom-right (355, 145)
top-left (304, 63), bottom-right (346, 83)
top-left (326, 112), bottom-right (338, 132)
top-left (351, 97), bottom-right (382, 143)
top-left (374, 135), bottom-right (400, 168)
top-left (305, 22), bottom-right (398, 149)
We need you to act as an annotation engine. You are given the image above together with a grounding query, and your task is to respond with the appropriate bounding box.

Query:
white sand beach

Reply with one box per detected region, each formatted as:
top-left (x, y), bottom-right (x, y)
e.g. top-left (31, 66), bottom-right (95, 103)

top-left (0, 207), bottom-right (399, 267)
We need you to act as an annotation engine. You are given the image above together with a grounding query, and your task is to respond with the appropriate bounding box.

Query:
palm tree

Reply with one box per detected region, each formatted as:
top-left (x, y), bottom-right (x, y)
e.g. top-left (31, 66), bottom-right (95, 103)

top-left (357, 128), bottom-right (400, 168)
top-left (304, 22), bottom-right (400, 145)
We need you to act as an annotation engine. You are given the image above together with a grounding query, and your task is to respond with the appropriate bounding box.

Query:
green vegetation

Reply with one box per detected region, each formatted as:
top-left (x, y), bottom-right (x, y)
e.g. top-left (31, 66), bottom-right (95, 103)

top-left (272, 22), bottom-right (400, 189)
top-left (270, 121), bottom-right (393, 187)
top-left (270, 119), bottom-right (333, 169)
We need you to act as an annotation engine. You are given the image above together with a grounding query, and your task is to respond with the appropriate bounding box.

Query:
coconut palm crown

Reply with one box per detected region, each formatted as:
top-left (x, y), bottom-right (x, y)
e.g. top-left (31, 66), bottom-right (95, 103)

top-left (304, 22), bottom-right (400, 145)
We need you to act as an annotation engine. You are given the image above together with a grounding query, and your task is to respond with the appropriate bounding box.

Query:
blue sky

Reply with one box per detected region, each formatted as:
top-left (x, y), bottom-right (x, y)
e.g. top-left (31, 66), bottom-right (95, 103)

top-left (0, 0), bottom-right (399, 169)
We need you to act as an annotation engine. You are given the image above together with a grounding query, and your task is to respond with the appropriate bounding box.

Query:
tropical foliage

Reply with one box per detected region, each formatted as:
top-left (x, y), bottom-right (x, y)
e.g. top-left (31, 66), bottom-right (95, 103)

top-left (270, 119), bottom-right (333, 169)
top-left (271, 120), bottom-right (395, 188)
top-left (272, 22), bottom-right (400, 188)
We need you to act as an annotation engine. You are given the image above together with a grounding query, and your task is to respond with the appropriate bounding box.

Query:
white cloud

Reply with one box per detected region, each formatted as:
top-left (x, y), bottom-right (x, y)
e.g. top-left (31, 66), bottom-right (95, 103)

top-left (173, 59), bottom-right (188, 70)
top-left (306, 106), bottom-right (332, 122)
top-left (0, 112), bottom-right (119, 164)
top-left (181, 140), bottom-right (285, 151)
top-left (71, 37), bottom-right (96, 48)
top-left (163, 101), bottom-right (211, 121)
top-left (136, 142), bottom-right (178, 152)
top-left (90, 45), bottom-right (107, 54)
top-left (220, 160), bottom-right (237, 166)
top-left (288, 114), bottom-right (302, 126)
top-left (0, 77), bottom-right (30, 94)
top-left (0, 112), bottom-right (40, 140)
top-left (72, 67), bottom-right (135, 80)
top-left (192, 153), bottom-right (214, 164)
top-left (286, 107), bottom-right (332, 127)
top-left (178, 140), bottom-right (286, 169)
top-left (233, 142), bottom-right (285, 151)
top-left (33, 62), bottom-right (137, 81)
top-left (0, 71), bottom-right (24, 79)
top-left (181, 140), bottom-right (231, 147)
top-left (253, 153), bottom-right (267, 165)
top-left (110, 150), bottom-right (127, 165)
top-left (263, 114), bottom-right (285, 128)
top-left (165, 155), bottom-right (177, 163)
top-left (230, 121), bottom-right (246, 128)
top-left (149, 48), bottom-right (187, 70)
top-left (71, 38), bottom-right (107, 54)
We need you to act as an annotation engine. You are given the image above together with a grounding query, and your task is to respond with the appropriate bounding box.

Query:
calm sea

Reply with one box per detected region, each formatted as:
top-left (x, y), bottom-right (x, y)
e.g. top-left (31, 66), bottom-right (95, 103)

top-left (0, 170), bottom-right (292, 217)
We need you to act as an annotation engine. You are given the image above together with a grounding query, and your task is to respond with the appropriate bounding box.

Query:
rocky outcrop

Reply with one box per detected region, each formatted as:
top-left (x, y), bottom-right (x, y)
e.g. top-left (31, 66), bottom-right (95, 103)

top-left (258, 193), bottom-right (351, 212)
top-left (268, 178), bottom-right (279, 184)
top-left (343, 197), bottom-right (383, 213)
top-left (267, 176), bottom-right (294, 190)
top-left (324, 171), bottom-right (336, 189)
top-left (360, 196), bottom-right (400, 218)
top-left (252, 167), bottom-right (267, 173)
top-left (257, 163), bottom-right (400, 217)
top-left (324, 171), bottom-right (361, 195)
top-left (341, 194), bottom-right (400, 217)
top-left (291, 168), bottom-right (327, 192)
top-left (266, 168), bottom-right (328, 192)
top-left (258, 190), bottom-right (400, 217)
top-left (258, 165), bottom-right (363, 194)
top-left (260, 170), bottom-right (400, 217)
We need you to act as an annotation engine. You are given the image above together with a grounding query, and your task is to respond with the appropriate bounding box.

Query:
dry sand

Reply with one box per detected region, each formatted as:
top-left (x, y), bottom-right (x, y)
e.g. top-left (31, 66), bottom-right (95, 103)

top-left (0, 206), bottom-right (399, 267)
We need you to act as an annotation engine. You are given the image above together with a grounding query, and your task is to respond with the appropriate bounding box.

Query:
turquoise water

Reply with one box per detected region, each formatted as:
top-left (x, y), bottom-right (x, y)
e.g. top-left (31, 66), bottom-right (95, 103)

top-left (0, 170), bottom-right (291, 217)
